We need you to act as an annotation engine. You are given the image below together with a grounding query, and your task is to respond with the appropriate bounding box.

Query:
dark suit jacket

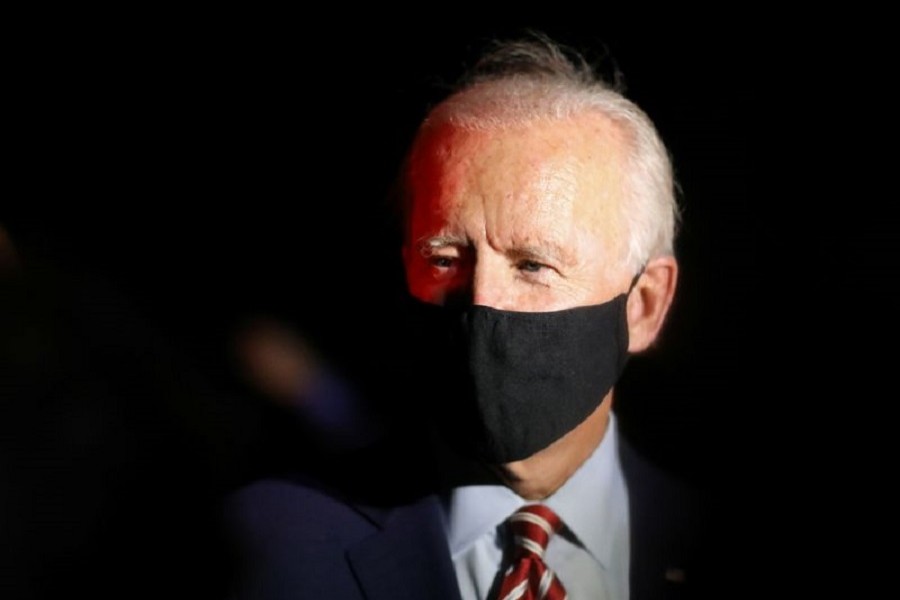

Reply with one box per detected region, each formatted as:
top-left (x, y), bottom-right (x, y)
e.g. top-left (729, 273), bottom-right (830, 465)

top-left (223, 433), bottom-right (710, 600)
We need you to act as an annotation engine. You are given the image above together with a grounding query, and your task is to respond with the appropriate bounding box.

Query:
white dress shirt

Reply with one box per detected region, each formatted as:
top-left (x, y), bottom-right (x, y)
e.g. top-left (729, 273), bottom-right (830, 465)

top-left (445, 414), bottom-right (630, 600)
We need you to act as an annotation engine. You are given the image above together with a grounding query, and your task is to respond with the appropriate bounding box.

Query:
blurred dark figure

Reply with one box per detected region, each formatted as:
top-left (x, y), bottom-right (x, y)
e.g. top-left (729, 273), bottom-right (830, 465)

top-left (0, 225), bottom-right (242, 599)
top-left (231, 315), bottom-right (383, 454)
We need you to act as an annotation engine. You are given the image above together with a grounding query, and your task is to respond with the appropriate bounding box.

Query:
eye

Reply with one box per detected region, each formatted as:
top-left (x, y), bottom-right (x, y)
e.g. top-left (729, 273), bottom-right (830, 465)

top-left (429, 256), bottom-right (456, 269)
top-left (427, 255), bottom-right (462, 280)
top-left (517, 260), bottom-right (546, 273)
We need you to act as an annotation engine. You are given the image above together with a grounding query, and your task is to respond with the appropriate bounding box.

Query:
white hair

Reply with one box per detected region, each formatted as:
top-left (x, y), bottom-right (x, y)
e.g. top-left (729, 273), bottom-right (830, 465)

top-left (404, 37), bottom-right (679, 273)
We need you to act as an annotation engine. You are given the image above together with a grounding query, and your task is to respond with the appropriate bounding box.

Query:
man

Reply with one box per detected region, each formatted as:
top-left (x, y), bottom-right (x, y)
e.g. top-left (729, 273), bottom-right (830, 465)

top-left (224, 36), bottom-right (707, 599)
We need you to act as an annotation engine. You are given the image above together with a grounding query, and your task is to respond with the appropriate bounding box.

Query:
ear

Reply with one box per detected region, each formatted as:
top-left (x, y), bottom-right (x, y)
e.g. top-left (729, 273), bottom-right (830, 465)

top-left (626, 255), bottom-right (678, 353)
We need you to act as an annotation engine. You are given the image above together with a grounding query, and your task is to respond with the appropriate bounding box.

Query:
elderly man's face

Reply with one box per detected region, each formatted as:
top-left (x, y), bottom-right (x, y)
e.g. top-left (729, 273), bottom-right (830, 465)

top-left (404, 114), bottom-right (633, 312)
top-left (403, 114), bottom-right (645, 499)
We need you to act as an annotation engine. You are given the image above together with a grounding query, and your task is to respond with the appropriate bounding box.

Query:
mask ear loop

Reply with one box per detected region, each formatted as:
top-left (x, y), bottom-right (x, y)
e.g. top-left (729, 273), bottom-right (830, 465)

top-left (627, 264), bottom-right (647, 294)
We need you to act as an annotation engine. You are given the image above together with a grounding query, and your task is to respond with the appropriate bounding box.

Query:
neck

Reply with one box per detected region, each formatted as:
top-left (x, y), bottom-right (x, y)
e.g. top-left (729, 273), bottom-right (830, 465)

top-left (492, 394), bottom-right (613, 500)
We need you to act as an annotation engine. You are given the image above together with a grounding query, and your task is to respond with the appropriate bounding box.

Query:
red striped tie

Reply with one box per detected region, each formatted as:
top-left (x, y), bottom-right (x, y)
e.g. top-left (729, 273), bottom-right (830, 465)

top-left (495, 504), bottom-right (567, 600)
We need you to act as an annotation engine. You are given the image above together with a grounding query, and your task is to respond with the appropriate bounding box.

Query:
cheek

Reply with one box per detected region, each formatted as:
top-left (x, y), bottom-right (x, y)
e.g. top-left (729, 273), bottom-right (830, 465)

top-left (405, 258), bottom-right (471, 305)
top-left (405, 261), bottom-right (433, 301)
top-left (404, 258), bottom-right (445, 303)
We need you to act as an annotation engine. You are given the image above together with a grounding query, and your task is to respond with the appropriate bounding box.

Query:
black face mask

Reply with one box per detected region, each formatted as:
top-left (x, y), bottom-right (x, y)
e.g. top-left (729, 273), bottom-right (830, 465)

top-left (405, 291), bottom-right (631, 464)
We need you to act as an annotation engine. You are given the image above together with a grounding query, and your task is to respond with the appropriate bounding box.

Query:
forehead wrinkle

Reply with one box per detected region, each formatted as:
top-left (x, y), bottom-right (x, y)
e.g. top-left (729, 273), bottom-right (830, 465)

top-left (506, 237), bottom-right (576, 267)
top-left (410, 117), bottom-right (625, 269)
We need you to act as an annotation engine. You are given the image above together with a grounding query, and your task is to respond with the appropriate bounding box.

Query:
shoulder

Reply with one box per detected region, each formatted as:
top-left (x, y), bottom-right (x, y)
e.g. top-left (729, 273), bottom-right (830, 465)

top-left (618, 436), bottom-right (704, 515)
top-left (620, 435), bottom-right (706, 541)
top-left (220, 473), bottom-right (455, 600)
top-left (221, 476), bottom-right (385, 600)
top-left (618, 436), bottom-right (717, 598)
top-left (224, 475), bottom-right (383, 549)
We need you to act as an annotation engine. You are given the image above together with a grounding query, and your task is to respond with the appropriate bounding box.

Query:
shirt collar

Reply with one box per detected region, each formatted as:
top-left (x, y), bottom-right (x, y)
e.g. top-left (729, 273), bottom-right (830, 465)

top-left (445, 413), bottom-right (624, 569)
top-left (543, 412), bottom-right (623, 570)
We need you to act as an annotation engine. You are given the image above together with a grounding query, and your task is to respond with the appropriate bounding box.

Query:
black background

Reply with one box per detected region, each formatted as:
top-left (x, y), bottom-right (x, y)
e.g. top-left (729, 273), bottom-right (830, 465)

top-left (7, 19), bottom-right (761, 478)
top-left (6, 12), bottom-right (874, 596)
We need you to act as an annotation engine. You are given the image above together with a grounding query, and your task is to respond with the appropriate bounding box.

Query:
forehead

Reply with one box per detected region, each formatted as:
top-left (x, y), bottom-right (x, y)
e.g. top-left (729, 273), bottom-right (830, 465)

top-left (405, 114), bottom-right (627, 244)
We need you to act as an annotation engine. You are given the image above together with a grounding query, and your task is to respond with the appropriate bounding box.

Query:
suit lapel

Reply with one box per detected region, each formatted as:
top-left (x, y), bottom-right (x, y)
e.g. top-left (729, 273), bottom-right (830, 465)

top-left (346, 494), bottom-right (462, 600)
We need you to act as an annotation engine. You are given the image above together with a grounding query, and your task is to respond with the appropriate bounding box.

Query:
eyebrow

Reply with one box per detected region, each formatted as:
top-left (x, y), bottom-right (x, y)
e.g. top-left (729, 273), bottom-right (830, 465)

top-left (417, 235), bottom-right (575, 266)
top-left (416, 235), bottom-right (467, 255)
